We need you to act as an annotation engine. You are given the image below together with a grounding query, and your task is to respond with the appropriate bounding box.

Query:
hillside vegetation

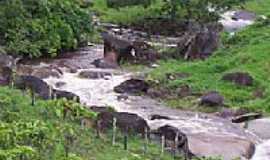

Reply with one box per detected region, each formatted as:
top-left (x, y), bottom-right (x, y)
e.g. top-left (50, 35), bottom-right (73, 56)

top-left (147, 1), bottom-right (270, 113)
top-left (0, 87), bottom-right (174, 160)
top-left (0, 0), bottom-right (93, 58)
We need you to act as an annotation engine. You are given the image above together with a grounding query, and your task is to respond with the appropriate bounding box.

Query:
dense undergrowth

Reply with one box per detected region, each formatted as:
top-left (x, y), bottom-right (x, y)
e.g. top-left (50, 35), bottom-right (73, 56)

top-left (0, 87), bottom-right (176, 160)
top-left (147, 2), bottom-right (270, 113)
top-left (0, 0), bottom-right (93, 58)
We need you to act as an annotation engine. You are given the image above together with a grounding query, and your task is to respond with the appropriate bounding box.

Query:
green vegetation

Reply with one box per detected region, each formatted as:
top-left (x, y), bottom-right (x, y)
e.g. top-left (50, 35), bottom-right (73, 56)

top-left (0, 86), bottom-right (175, 160)
top-left (92, 0), bottom-right (245, 25)
top-left (0, 0), bottom-right (93, 58)
top-left (245, 0), bottom-right (270, 15)
top-left (147, 4), bottom-right (270, 113)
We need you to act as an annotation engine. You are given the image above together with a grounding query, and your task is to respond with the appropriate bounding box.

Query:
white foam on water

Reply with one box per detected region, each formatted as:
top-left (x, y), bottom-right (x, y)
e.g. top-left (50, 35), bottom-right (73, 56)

top-left (252, 140), bottom-right (270, 160)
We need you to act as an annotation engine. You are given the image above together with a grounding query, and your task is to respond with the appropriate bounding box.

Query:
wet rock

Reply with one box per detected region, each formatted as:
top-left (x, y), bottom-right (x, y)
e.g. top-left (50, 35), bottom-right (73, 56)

top-left (200, 91), bottom-right (224, 106)
top-left (91, 59), bottom-right (118, 69)
top-left (14, 75), bottom-right (50, 99)
top-left (247, 118), bottom-right (270, 139)
top-left (232, 10), bottom-right (256, 21)
top-left (55, 82), bottom-right (66, 88)
top-left (0, 54), bottom-right (15, 68)
top-left (150, 115), bottom-right (171, 120)
top-left (79, 70), bottom-right (112, 79)
top-left (222, 72), bottom-right (253, 86)
top-left (155, 125), bottom-right (193, 158)
top-left (102, 32), bottom-right (134, 64)
top-left (52, 89), bottom-right (80, 102)
top-left (188, 133), bottom-right (255, 160)
top-left (90, 106), bottom-right (113, 113)
top-left (32, 66), bottom-right (62, 79)
top-left (97, 111), bottom-right (149, 135)
top-left (177, 23), bottom-right (222, 60)
top-left (117, 94), bottom-right (129, 101)
top-left (102, 32), bottom-right (157, 65)
top-left (215, 108), bottom-right (249, 120)
top-left (132, 41), bottom-right (158, 64)
top-left (114, 79), bottom-right (149, 94)
top-left (232, 113), bottom-right (262, 123)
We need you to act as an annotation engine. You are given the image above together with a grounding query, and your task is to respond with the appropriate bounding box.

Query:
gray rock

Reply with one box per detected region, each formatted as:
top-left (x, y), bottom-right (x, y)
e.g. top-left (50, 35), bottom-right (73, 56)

top-left (232, 11), bottom-right (256, 21)
top-left (222, 72), bottom-right (253, 86)
top-left (79, 70), bottom-right (112, 79)
top-left (188, 133), bottom-right (255, 160)
top-left (200, 91), bottom-right (224, 106)
top-left (247, 118), bottom-right (270, 140)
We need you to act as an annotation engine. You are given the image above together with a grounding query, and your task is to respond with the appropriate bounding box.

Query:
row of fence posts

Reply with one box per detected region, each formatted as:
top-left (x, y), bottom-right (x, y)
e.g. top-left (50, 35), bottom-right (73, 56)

top-left (8, 64), bottom-right (183, 159)
top-left (107, 117), bottom-right (184, 159)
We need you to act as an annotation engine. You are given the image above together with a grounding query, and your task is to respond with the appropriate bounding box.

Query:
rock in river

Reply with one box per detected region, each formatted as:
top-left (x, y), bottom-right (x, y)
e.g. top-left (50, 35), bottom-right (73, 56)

top-left (114, 79), bottom-right (149, 94)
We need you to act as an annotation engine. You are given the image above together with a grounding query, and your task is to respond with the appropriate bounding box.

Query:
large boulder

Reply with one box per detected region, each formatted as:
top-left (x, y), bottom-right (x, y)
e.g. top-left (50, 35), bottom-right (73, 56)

top-left (188, 133), bottom-right (255, 160)
top-left (222, 72), bottom-right (253, 86)
top-left (247, 118), bottom-right (270, 140)
top-left (14, 75), bottom-right (50, 99)
top-left (102, 32), bottom-right (157, 65)
top-left (177, 23), bottom-right (222, 60)
top-left (155, 125), bottom-right (193, 159)
top-left (97, 111), bottom-right (149, 135)
top-left (52, 89), bottom-right (80, 102)
top-left (200, 91), bottom-right (224, 106)
top-left (114, 79), bottom-right (149, 94)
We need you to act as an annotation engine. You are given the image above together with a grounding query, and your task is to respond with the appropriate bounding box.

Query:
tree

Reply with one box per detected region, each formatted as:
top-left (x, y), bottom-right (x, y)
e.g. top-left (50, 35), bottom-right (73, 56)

top-left (162, 0), bottom-right (247, 22)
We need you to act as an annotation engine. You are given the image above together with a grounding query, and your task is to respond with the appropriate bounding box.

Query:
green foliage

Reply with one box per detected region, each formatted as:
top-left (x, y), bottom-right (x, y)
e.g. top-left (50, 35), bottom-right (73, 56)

top-left (161, 0), bottom-right (247, 22)
top-left (0, 87), bottom-right (176, 160)
top-left (106, 0), bottom-right (154, 8)
top-left (0, 0), bottom-right (93, 58)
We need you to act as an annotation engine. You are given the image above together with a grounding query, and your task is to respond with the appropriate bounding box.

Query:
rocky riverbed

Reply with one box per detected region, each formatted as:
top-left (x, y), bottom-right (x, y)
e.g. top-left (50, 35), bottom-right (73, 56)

top-left (1, 10), bottom-right (269, 160)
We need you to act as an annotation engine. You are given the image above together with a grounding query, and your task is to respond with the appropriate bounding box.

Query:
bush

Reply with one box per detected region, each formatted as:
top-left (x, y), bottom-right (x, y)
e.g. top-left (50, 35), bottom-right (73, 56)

top-left (0, 0), bottom-right (93, 58)
top-left (106, 0), bottom-right (153, 8)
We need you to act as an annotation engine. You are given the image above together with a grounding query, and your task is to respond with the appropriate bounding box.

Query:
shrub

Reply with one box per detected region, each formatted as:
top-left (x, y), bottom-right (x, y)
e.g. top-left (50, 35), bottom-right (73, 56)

top-left (0, 0), bottom-right (93, 58)
top-left (106, 0), bottom-right (154, 8)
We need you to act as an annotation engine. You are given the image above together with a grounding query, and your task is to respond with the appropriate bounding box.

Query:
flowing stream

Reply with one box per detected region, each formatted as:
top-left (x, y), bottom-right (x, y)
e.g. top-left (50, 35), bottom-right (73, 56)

top-left (19, 11), bottom-right (270, 159)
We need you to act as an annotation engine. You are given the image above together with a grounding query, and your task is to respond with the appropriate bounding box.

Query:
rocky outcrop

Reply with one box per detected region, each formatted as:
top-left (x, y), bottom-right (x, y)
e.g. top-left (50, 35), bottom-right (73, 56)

top-left (177, 23), bottom-right (222, 60)
top-left (52, 89), bottom-right (80, 102)
top-left (200, 91), bottom-right (224, 106)
top-left (91, 59), bottom-right (119, 69)
top-left (188, 133), bottom-right (255, 160)
top-left (102, 32), bottom-right (157, 65)
top-left (97, 111), bottom-right (149, 135)
top-left (114, 79), bottom-right (149, 94)
top-left (14, 75), bottom-right (51, 99)
top-left (79, 70), bottom-right (112, 79)
top-left (222, 72), bottom-right (253, 86)
top-left (247, 118), bottom-right (270, 140)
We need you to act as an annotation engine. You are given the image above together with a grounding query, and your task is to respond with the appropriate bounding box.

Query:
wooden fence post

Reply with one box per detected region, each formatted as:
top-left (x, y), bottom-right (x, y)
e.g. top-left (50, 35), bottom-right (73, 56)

top-left (173, 132), bottom-right (179, 159)
top-left (143, 127), bottom-right (148, 154)
top-left (112, 117), bottom-right (117, 146)
top-left (123, 133), bottom-right (128, 150)
top-left (31, 88), bottom-right (35, 106)
top-left (161, 135), bottom-right (165, 156)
